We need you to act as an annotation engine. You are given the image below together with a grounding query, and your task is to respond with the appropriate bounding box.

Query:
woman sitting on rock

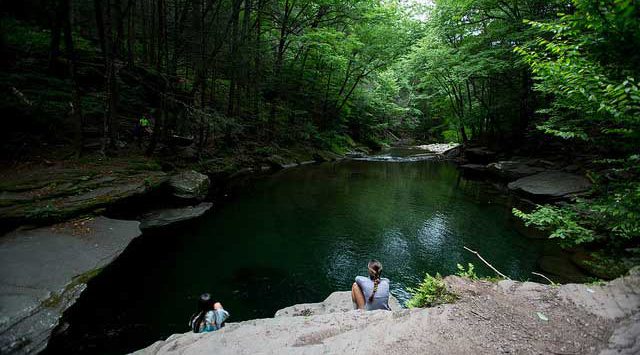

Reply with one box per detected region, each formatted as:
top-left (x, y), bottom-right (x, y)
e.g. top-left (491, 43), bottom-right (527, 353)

top-left (351, 259), bottom-right (391, 311)
top-left (189, 293), bottom-right (230, 333)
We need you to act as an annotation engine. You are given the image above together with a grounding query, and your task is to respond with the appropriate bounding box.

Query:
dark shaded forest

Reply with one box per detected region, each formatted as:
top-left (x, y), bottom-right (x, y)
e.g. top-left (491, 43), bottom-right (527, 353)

top-left (2, 0), bottom-right (418, 159)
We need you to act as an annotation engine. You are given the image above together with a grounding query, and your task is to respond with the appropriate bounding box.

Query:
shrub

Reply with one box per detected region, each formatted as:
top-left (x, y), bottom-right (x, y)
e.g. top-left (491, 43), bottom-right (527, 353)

top-left (406, 273), bottom-right (457, 308)
top-left (455, 263), bottom-right (478, 279)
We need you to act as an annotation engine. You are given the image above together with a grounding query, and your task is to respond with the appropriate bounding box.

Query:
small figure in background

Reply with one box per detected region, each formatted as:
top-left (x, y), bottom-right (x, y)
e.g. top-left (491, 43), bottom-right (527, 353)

top-left (133, 113), bottom-right (154, 147)
top-left (189, 293), bottom-right (230, 333)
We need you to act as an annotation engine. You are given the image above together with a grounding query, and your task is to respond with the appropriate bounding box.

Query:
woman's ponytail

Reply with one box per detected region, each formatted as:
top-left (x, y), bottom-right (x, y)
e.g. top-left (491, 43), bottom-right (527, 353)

top-left (367, 260), bottom-right (382, 303)
top-left (191, 293), bottom-right (213, 333)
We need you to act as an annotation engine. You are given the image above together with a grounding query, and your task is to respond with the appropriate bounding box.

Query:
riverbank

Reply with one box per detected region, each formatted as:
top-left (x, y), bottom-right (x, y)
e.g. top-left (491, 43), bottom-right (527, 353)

top-left (0, 143), bottom-right (632, 354)
top-left (0, 145), bottom-right (343, 230)
top-left (0, 146), bottom-right (343, 354)
top-left (136, 268), bottom-right (640, 354)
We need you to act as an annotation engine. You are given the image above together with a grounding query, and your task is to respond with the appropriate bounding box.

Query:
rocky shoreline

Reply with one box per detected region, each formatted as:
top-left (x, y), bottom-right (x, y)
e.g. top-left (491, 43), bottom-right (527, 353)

top-left (0, 217), bottom-right (141, 354)
top-left (0, 144), bottom-right (632, 354)
top-left (136, 268), bottom-right (640, 355)
top-left (0, 151), bottom-right (343, 354)
top-left (0, 146), bottom-right (408, 354)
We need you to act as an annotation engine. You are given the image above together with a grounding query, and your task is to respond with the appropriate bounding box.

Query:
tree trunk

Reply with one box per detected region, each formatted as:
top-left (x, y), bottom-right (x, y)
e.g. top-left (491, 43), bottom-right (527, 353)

top-left (226, 0), bottom-right (241, 116)
top-left (49, 0), bottom-right (64, 70)
top-left (99, 0), bottom-right (118, 153)
top-left (58, 0), bottom-right (84, 155)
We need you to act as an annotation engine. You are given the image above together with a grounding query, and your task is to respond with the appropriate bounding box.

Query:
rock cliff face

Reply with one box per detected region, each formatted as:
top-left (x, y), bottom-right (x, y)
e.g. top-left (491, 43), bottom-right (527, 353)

top-left (135, 268), bottom-right (640, 355)
top-left (0, 217), bottom-right (142, 354)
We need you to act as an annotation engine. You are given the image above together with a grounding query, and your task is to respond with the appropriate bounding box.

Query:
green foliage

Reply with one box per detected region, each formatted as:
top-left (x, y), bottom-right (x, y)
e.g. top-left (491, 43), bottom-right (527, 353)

top-left (316, 132), bottom-right (356, 155)
top-left (514, 178), bottom-right (640, 248)
top-left (442, 129), bottom-right (459, 143)
top-left (515, 0), bottom-right (640, 148)
top-left (406, 273), bottom-right (457, 308)
top-left (511, 1), bottom-right (640, 251)
top-left (578, 251), bottom-right (633, 280)
top-left (395, 0), bottom-right (567, 143)
top-left (513, 206), bottom-right (597, 247)
top-left (455, 263), bottom-right (478, 279)
top-left (2, 17), bottom-right (52, 53)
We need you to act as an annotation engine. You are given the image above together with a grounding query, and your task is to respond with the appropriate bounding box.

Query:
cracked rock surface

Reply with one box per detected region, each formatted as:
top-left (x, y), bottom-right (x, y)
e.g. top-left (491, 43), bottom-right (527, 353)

top-left (0, 217), bottom-right (141, 354)
top-left (135, 268), bottom-right (639, 355)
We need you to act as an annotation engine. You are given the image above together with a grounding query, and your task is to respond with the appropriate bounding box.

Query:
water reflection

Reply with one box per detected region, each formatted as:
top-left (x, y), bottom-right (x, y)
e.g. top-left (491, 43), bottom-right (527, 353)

top-left (48, 159), bottom-right (557, 355)
top-left (325, 235), bottom-right (358, 288)
top-left (417, 213), bottom-right (450, 251)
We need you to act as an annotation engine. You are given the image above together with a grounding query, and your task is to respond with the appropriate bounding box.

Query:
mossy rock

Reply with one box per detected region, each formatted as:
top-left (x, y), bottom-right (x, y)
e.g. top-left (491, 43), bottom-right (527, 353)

top-left (571, 251), bottom-right (632, 280)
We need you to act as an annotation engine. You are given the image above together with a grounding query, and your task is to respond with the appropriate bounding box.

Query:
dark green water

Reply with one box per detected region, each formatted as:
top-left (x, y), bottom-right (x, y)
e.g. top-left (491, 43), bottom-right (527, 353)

top-left (46, 159), bottom-right (558, 354)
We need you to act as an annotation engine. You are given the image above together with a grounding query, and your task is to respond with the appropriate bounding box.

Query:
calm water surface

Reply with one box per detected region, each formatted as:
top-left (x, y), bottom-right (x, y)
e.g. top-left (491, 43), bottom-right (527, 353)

top-left (46, 159), bottom-right (558, 354)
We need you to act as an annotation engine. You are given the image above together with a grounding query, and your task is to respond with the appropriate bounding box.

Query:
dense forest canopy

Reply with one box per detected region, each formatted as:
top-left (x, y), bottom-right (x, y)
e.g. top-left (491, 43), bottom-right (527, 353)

top-left (1, 0), bottom-right (639, 251)
top-left (2, 0), bottom-right (421, 155)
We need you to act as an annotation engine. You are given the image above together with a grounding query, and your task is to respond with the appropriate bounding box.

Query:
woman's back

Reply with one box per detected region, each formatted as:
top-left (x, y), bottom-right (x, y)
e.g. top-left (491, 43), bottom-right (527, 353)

top-left (355, 276), bottom-right (390, 311)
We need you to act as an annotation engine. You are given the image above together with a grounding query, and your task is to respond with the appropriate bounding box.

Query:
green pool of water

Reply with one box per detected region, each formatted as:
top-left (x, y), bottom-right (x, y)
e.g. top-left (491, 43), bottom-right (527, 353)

top-left (46, 159), bottom-right (559, 354)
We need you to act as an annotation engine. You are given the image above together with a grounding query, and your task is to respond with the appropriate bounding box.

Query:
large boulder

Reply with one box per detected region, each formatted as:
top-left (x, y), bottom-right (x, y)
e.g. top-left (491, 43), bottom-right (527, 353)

top-left (508, 171), bottom-right (592, 199)
top-left (0, 217), bottom-right (141, 354)
top-left (169, 170), bottom-right (210, 200)
top-left (274, 291), bottom-right (402, 317)
top-left (140, 202), bottom-right (213, 230)
top-left (442, 145), bottom-right (462, 159)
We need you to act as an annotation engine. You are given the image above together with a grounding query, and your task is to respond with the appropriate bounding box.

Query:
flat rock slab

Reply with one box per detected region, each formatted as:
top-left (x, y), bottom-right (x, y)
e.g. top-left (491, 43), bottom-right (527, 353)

top-left (0, 170), bottom-right (167, 225)
top-left (274, 291), bottom-right (402, 317)
top-left (487, 161), bottom-right (546, 180)
top-left (508, 171), bottom-right (592, 198)
top-left (140, 202), bottom-right (213, 230)
top-left (135, 270), bottom-right (640, 355)
top-left (0, 217), bottom-right (141, 354)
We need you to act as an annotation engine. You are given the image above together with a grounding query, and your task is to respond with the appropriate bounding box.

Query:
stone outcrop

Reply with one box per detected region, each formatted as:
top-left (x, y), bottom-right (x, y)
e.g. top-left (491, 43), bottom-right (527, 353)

top-left (135, 268), bottom-right (640, 355)
top-left (0, 168), bottom-right (167, 226)
top-left (275, 291), bottom-right (401, 317)
top-left (140, 202), bottom-right (213, 230)
top-left (508, 171), bottom-right (592, 199)
top-left (487, 161), bottom-right (546, 180)
top-left (168, 170), bottom-right (210, 200)
top-left (264, 155), bottom-right (300, 170)
top-left (0, 217), bottom-right (142, 354)
top-left (415, 143), bottom-right (460, 156)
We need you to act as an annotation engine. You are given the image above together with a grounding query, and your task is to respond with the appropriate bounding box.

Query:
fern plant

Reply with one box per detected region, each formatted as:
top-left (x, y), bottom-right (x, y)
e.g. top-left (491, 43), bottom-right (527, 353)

top-left (406, 273), bottom-right (457, 308)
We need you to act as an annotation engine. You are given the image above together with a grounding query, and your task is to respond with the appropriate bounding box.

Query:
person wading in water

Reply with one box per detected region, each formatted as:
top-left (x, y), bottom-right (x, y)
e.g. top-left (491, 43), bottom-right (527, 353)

top-left (351, 259), bottom-right (391, 311)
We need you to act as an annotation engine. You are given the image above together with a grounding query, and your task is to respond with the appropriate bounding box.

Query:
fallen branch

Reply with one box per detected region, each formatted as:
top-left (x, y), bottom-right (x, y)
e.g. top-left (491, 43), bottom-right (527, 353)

top-left (531, 272), bottom-right (556, 285)
top-left (463, 246), bottom-right (511, 280)
top-left (11, 87), bottom-right (33, 106)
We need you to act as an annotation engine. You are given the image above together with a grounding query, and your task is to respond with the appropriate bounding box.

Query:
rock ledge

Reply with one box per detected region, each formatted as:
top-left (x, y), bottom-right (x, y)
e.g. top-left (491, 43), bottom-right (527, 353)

top-left (136, 268), bottom-right (640, 355)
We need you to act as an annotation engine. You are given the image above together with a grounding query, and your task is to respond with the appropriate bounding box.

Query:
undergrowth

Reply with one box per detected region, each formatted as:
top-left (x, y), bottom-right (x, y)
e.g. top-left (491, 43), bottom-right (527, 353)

top-left (406, 273), bottom-right (457, 308)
